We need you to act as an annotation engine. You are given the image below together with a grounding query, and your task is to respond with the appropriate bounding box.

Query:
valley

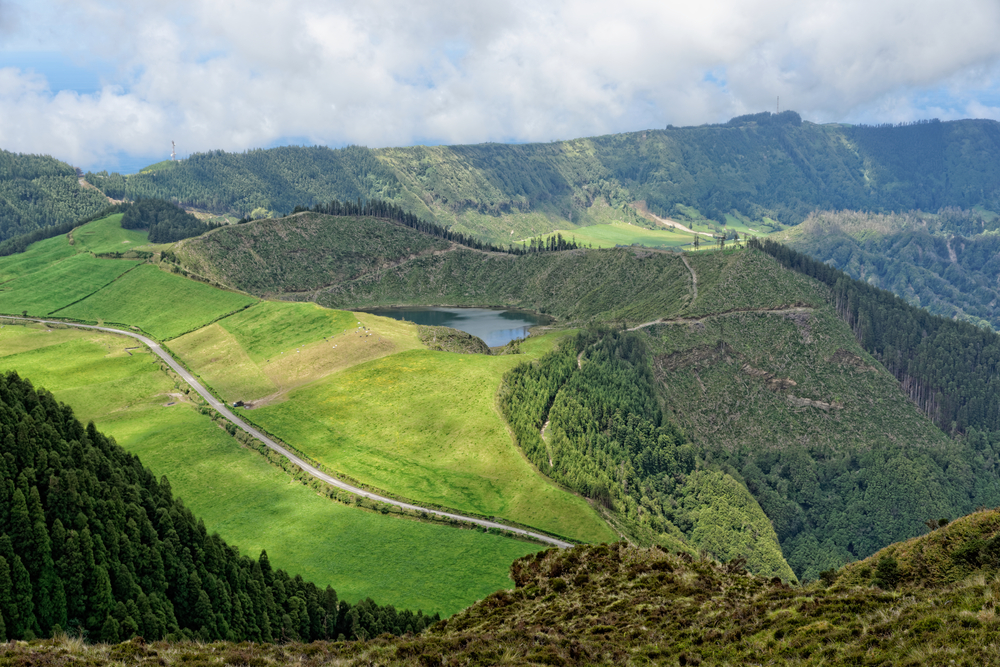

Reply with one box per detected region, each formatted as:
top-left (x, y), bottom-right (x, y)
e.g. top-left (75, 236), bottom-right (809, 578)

top-left (2, 116), bottom-right (1000, 659)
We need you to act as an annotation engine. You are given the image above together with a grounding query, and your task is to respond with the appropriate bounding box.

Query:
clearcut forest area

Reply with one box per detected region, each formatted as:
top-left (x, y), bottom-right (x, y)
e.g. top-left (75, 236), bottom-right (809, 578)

top-left (3, 115), bottom-right (1000, 662)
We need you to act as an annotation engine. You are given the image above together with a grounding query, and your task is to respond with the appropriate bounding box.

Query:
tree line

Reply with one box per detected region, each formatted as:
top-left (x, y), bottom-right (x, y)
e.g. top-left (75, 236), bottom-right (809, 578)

top-left (120, 199), bottom-right (218, 244)
top-left (0, 370), bottom-right (437, 643)
top-left (298, 197), bottom-right (580, 254)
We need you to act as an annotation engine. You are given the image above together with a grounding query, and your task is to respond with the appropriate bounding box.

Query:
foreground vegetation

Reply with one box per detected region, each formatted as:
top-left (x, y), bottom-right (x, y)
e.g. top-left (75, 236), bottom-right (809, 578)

top-left (9, 510), bottom-right (1000, 664)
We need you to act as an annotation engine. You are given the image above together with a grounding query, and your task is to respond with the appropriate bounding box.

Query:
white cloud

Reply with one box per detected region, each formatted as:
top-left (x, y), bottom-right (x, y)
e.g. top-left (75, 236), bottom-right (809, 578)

top-left (2, 0), bottom-right (1000, 169)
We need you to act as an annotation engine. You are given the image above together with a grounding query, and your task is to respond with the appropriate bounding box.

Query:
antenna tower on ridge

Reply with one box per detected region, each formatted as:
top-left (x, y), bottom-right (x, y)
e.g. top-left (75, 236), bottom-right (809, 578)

top-left (171, 141), bottom-right (176, 161)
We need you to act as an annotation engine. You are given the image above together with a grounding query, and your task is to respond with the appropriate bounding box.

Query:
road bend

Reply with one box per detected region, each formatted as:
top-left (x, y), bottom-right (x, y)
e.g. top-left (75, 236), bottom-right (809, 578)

top-left (11, 317), bottom-right (572, 549)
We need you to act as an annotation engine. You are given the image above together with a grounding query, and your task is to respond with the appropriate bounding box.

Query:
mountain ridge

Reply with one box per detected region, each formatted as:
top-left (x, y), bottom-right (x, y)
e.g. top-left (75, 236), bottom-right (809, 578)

top-left (79, 114), bottom-right (1000, 244)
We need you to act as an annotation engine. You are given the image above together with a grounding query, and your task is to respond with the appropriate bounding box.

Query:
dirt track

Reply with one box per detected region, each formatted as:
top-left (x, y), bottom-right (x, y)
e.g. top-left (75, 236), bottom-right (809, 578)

top-left (627, 306), bottom-right (815, 332)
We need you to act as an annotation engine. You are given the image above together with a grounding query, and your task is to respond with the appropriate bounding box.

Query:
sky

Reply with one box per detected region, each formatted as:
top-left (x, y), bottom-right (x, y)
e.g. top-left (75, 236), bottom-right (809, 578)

top-left (2, 0), bottom-right (1000, 173)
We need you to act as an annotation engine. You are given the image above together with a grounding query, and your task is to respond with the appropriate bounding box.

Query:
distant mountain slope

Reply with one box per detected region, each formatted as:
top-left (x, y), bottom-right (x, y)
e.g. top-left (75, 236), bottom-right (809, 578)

top-left (776, 208), bottom-right (1000, 330)
top-left (86, 114), bottom-right (1000, 243)
top-left (0, 150), bottom-right (109, 242)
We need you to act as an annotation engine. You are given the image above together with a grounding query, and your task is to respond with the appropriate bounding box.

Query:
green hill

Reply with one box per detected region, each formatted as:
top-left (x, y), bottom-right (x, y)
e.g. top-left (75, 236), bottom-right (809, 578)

top-left (0, 150), bottom-right (110, 242)
top-left (85, 115), bottom-right (1000, 244)
top-left (6, 204), bottom-right (1000, 597)
top-left (172, 210), bottom-right (1000, 579)
top-left (0, 216), bottom-right (555, 614)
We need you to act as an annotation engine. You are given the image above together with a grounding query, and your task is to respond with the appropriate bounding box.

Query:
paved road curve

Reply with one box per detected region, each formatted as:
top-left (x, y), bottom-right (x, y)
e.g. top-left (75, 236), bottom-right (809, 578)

top-left (12, 317), bottom-right (572, 549)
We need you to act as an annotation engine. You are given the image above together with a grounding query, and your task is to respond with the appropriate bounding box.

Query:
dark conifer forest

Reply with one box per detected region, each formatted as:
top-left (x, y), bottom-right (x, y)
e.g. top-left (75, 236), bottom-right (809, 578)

top-left (120, 200), bottom-right (215, 244)
top-left (0, 371), bottom-right (436, 642)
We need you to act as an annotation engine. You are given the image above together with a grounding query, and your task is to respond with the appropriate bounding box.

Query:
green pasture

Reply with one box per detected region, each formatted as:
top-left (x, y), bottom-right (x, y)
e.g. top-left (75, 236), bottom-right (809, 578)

top-left (530, 222), bottom-right (694, 250)
top-left (250, 338), bottom-right (616, 544)
top-left (73, 213), bottom-right (164, 254)
top-left (217, 301), bottom-right (359, 362)
top-left (59, 264), bottom-right (257, 339)
top-left (0, 323), bottom-right (541, 615)
top-left (170, 304), bottom-right (424, 403)
top-left (0, 234), bottom-right (77, 282)
top-left (0, 253), bottom-right (141, 316)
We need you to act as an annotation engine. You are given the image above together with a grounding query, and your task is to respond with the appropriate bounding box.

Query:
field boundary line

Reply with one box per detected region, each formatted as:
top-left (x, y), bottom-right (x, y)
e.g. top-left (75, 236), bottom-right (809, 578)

top-left (46, 262), bottom-right (145, 316)
top-left (9, 317), bottom-right (572, 549)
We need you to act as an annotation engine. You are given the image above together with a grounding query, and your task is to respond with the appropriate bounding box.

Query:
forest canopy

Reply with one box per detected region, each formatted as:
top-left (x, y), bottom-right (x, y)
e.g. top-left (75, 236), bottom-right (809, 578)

top-left (0, 370), bottom-right (437, 643)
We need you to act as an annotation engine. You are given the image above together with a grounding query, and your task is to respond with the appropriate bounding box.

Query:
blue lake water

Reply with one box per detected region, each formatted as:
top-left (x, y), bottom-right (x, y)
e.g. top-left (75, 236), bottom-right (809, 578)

top-left (363, 307), bottom-right (550, 347)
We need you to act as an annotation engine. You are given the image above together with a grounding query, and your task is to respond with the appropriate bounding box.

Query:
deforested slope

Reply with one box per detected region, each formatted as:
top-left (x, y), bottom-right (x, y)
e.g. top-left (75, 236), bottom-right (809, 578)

top-left (650, 249), bottom-right (1000, 580)
top-left (172, 213), bottom-right (452, 296)
top-left (173, 211), bottom-right (694, 323)
top-left (315, 248), bottom-right (693, 323)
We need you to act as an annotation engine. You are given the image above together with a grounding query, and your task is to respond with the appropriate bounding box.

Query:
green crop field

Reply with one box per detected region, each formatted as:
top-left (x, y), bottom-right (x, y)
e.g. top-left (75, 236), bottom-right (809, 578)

top-left (169, 304), bottom-right (425, 403)
top-left (58, 263), bottom-right (257, 339)
top-left (249, 336), bottom-right (617, 544)
top-left (0, 322), bottom-right (542, 615)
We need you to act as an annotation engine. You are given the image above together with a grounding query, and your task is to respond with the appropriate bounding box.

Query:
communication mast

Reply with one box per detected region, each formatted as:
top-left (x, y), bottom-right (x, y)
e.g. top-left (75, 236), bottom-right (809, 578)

top-left (171, 141), bottom-right (176, 161)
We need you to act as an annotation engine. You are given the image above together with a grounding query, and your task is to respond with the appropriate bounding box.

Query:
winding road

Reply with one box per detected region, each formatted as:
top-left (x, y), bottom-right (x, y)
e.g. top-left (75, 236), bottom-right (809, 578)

top-left (11, 317), bottom-right (572, 549)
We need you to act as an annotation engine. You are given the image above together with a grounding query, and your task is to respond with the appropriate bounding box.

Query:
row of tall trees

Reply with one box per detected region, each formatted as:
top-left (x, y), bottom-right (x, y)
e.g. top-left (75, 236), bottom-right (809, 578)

top-left (301, 197), bottom-right (579, 254)
top-left (0, 371), bottom-right (437, 643)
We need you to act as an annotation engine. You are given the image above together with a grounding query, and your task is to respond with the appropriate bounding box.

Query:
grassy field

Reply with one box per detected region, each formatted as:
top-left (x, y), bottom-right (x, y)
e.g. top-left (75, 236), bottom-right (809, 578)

top-left (169, 303), bottom-right (424, 403)
top-left (0, 252), bottom-right (141, 316)
top-left (0, 234), bottom-right (77, 282)
top-left (0, 322), bottom-right (542, 615)
top-left (249, 332), bottom-right (617, 544)
top-left (530, 222), bottom-right (695, 249)
top-left (58, 263), bottom-right (257, 339)
top-left (73, 213), bottom-right (165, 254)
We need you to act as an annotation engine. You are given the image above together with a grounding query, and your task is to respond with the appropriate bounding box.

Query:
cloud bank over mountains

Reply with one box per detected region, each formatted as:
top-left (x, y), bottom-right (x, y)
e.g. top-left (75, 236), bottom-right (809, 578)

top-left (2, 0), bottom-right (1000, 170)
